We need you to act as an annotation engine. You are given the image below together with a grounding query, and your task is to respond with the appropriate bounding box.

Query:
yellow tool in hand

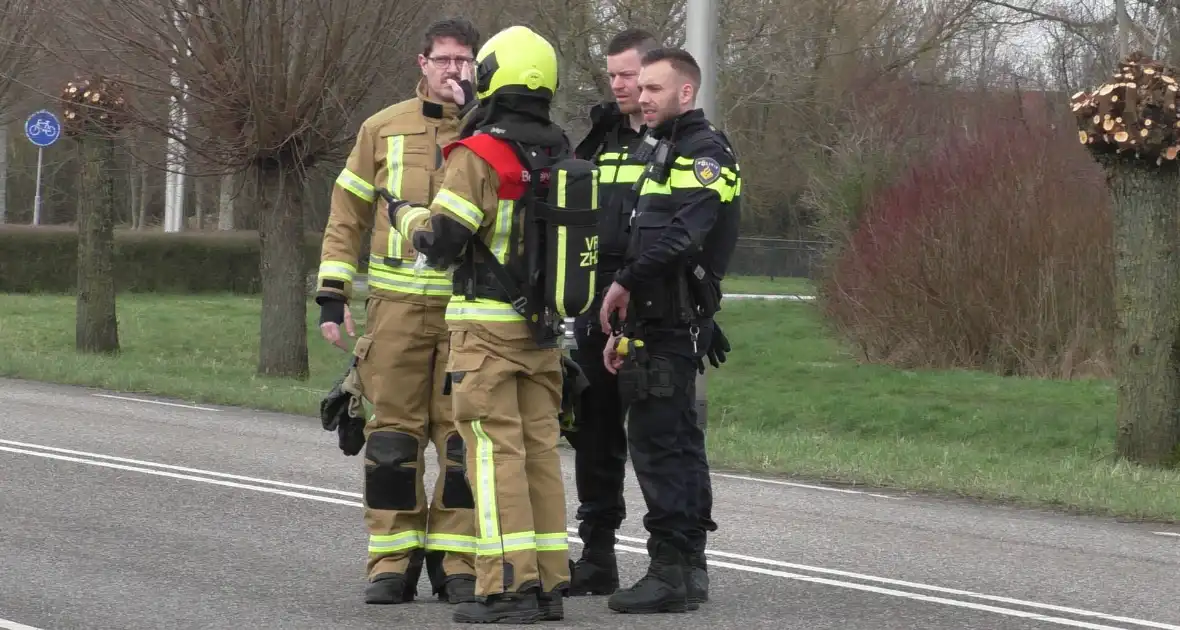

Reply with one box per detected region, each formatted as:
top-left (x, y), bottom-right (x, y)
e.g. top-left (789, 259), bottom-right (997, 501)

top-left (616, 336), bottom-right (643, 357)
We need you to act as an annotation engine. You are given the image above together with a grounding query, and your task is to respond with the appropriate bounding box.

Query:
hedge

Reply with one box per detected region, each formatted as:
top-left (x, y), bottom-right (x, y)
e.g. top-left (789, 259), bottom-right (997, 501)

top-left (0, 225), bottom-right (334, 294)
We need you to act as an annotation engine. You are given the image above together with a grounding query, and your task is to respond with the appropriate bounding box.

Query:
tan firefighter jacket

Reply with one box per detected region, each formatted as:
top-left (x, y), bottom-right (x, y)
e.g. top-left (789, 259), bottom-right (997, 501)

top-left (316, 79), bottom-right (461, 308)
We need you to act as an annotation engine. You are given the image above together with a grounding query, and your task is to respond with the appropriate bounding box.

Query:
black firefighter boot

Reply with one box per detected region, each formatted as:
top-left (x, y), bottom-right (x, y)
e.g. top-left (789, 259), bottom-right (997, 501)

top-left (568, 530), bottom-right (620, 596)
top-left (686, 550), bottom-right (709, 606)
top-left (364, 549), bottom-right (424, 605)
top-left (453, 588), bottom-right (545, 624)
top-left (538, 589), bottom-right (565, 621)
top-left (425, 550), bottom-right (476, 604)
top-left (606, 540), bottom-right (690, 614)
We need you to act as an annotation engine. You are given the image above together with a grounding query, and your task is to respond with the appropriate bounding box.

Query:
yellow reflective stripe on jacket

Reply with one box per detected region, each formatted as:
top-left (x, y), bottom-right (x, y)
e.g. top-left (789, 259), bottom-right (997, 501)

top-left (397, 206), bottom-right (431, 238)
top-left (425, 533), bottom-right (478, 554)
top-left (536, 532), bottom-right (569, 552)
top-left (600, 163), bottom-right (643, 184)
top-left (640, 160), bottom-right (739, 202)
top-left (444, 199), bottom-right (525, 323)
top-left (336, 168), bottom-right (375, 203)
top-left (435, 189), bottom-right (484, 232)
top-left (386, 136), bottom-right (406, 259)
top-left (487, 200), bottom-right (514, 262)
top-left (317, 260), bottom-right (357, 284)
top-left (368, 530), bottom-right (424, 554)
top-left (367, 254), bottom-right (452, 297)
top-left (596, 151), bottom-right (643, 185)
top-left (445, 298), bottom-right (526, 322)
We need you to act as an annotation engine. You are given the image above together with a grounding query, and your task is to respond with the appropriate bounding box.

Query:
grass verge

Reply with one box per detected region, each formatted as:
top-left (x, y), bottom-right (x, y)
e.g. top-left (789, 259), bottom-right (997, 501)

top-left (2, 293), bottom-right (1176, 522)
top-left (723, 275), bottom-right (813, 295)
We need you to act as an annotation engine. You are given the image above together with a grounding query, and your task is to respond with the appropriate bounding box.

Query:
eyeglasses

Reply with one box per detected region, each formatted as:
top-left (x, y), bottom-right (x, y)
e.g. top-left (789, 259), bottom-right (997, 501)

top-left (427, 56), bottom-right (474, 68)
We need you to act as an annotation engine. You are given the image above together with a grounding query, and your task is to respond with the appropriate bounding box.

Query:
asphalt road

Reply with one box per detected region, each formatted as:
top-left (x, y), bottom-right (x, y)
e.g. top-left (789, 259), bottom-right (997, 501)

top-left (1, 377), bottom-right (1178, 630)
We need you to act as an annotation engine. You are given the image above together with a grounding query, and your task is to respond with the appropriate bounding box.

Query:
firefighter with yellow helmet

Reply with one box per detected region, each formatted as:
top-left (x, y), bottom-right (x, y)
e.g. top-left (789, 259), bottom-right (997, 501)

top-left (314, 18), bottom-right (482, 606)
top-left (383, 24), bottom-right (602, 624)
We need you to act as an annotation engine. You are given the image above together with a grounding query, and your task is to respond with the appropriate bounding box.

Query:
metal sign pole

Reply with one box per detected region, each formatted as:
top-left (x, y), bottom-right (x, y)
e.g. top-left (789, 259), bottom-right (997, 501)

top-left (686, 0), bottom-right (718, 431)
top-left (33, 146), bottom-right (43, 225)
top-left (25, 109), bottom-right (61, 226)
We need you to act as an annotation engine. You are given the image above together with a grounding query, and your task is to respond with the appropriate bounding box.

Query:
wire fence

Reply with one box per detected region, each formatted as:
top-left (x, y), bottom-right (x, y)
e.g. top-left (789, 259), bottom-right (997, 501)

top-left (728, 237), bottom-right (828, 279)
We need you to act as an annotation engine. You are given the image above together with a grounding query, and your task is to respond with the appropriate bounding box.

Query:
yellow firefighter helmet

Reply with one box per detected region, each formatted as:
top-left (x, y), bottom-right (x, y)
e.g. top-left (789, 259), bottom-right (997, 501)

top-left (474, 25), bottom-right (558, 102)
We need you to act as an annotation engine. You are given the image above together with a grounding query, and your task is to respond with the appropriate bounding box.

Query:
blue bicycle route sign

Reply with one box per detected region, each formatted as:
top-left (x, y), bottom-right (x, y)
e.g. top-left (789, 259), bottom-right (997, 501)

top-left (25, 109), bottom-right (61, 147)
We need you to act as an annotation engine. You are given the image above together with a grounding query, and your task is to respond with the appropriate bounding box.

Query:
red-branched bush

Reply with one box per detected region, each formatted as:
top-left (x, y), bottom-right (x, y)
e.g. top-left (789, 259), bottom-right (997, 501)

top-left (820, 106), bottom-right (1115, 378)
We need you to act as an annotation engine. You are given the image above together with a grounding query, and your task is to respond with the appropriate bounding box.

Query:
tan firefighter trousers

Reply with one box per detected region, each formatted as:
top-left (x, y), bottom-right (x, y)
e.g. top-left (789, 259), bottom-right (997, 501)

top-left (353, 296), bottom-right (477, 585)
top-left (445, 328), bottom-right (570, 597)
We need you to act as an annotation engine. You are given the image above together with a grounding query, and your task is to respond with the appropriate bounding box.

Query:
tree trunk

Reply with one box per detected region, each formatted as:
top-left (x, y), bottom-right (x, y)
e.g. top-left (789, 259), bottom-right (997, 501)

top-left (0, 124), bottom-right (8, 224)
top-left (137, 161), bottom-right (148, 229)
top-left (255, 165), bottom-right (308, 379)
top-left (1103, 154), bottom-right (1180, 467)
top-left (75, 136), bottom-right (120, 354)
top-left (218, 172), bottom-right (235, 230)
top-left (128, 153), bottom-right (139, 228)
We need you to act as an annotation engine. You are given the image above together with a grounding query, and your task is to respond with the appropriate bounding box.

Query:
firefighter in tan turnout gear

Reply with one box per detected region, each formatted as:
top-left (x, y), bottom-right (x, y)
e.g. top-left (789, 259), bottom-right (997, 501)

top-left (314, 18), bottom-right (482, 606)
top-left (384, 24), bottom-right (603, 624)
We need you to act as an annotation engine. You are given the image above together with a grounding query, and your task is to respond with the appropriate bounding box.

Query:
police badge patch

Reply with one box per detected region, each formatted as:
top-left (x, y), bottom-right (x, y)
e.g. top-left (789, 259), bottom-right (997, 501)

top-left (693, 157), bottom-right (721, 185)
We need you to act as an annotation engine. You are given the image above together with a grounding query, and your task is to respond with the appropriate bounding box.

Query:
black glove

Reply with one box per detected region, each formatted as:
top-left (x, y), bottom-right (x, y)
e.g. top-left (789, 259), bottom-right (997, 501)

top-left (697, 322), bottom-right (731, 374)
top-left (319, 297), bottom-right (345, 326)
top-left (320, 359), bottom-right (367, 456)
top-left (559, 355), bottom-right (591, 433)
top-left (456, 79), bottom-right (476, 114)
top-left (707, 323), bottom-right (731, 368)
top-left (375, 187), bottom-right (414, 226)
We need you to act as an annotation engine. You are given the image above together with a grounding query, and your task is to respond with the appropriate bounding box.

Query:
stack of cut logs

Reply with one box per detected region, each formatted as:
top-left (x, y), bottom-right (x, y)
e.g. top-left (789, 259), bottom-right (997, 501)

top-left (1073, 52), bottom-right (1180, 165)
top-left (61, 76), bottom-right (129, 137)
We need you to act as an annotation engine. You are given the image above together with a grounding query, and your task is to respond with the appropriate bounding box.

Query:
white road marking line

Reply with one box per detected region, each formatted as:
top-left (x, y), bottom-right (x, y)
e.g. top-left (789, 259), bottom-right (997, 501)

top-left (1153, 532), bottom-right (1180, 538)
top-left (91, 393), bottom-right (220, 412)
top-left (601, 530), bottom-right (1179, 629)
top-left (657, 550), bottom-right (1144, 630)
top-left (0, 439), bottom-right (362, 498)
top-left (711, 472), bottom-right (901, 499)
top-left (4, 442), bottom-right (1176, 630)
top-left (0, 617), bottom-right (46, 630)
top-left (0, 445), bottom-right (360, 507)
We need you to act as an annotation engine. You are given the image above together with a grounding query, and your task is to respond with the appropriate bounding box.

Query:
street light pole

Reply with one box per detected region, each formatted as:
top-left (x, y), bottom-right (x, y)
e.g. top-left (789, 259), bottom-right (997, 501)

top-left (685, 0), bottom-right (718, 431)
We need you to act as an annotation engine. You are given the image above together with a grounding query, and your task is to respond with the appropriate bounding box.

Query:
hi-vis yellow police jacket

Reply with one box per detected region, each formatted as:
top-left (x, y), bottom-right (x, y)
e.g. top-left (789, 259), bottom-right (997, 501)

top-left (315, 79), bottom-right (461, 307)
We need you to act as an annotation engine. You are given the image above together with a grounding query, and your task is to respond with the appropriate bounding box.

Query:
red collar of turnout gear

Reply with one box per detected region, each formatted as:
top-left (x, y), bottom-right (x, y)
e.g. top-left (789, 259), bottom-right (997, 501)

top-left (443, 133), bottom-right (531, 200)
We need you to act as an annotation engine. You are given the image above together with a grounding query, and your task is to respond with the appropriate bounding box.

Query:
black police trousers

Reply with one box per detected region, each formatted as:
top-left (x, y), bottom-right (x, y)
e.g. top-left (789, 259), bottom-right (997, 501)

top-left (562, 311), bottom-right (629, 547)
top-left (619, 323), bottom-right (718, 555)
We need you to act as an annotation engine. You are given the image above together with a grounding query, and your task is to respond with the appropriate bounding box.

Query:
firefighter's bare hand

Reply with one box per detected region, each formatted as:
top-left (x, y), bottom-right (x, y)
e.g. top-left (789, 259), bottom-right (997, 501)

top-left (320, 305), bottom-right (355, 351)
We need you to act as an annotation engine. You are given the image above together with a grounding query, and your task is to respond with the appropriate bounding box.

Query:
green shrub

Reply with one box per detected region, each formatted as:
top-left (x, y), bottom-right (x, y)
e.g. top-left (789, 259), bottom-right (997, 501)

top-left (0, 226), bottom-right (331, 294)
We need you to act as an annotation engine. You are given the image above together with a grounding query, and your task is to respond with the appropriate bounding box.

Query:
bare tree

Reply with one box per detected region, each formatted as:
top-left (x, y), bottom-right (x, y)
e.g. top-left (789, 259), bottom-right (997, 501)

top-left (0, 0), bottom-right (50, 224)
top-left (54, 0), bottom-right (430, 378)
top-left (1074, 52), bottom-right (1180, 467)
top-left (62, 75), bottom-right (126, 354)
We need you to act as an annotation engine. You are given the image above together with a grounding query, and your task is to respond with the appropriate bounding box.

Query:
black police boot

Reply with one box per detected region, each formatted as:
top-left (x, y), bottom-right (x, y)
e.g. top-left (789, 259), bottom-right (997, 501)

top-left (686, 550), bottom-right (709, 606)
top-left (363, 572), bottom-right (414, 605)
top-left (606, 540), bottom-right (689, 614)
top-left (452, 589), bottom-right (545, 624)
top-left (568, 540), bottom-right (620, 596)
top-left (538, 590), bottom-right (565, 621)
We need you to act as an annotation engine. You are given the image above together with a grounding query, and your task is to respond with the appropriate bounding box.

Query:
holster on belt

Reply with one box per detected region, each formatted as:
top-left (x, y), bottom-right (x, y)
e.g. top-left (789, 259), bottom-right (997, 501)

top-left (616, 330), bottom-right (678, 406)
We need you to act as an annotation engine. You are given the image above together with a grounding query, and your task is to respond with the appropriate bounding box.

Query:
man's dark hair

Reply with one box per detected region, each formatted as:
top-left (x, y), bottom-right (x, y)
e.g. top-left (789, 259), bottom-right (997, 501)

top-left (423, 17), bottom-right (480, 56)
top-left (641, 47), bottom-right (702, 88)
top-left (606, 28), bottom-right (659, 57)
